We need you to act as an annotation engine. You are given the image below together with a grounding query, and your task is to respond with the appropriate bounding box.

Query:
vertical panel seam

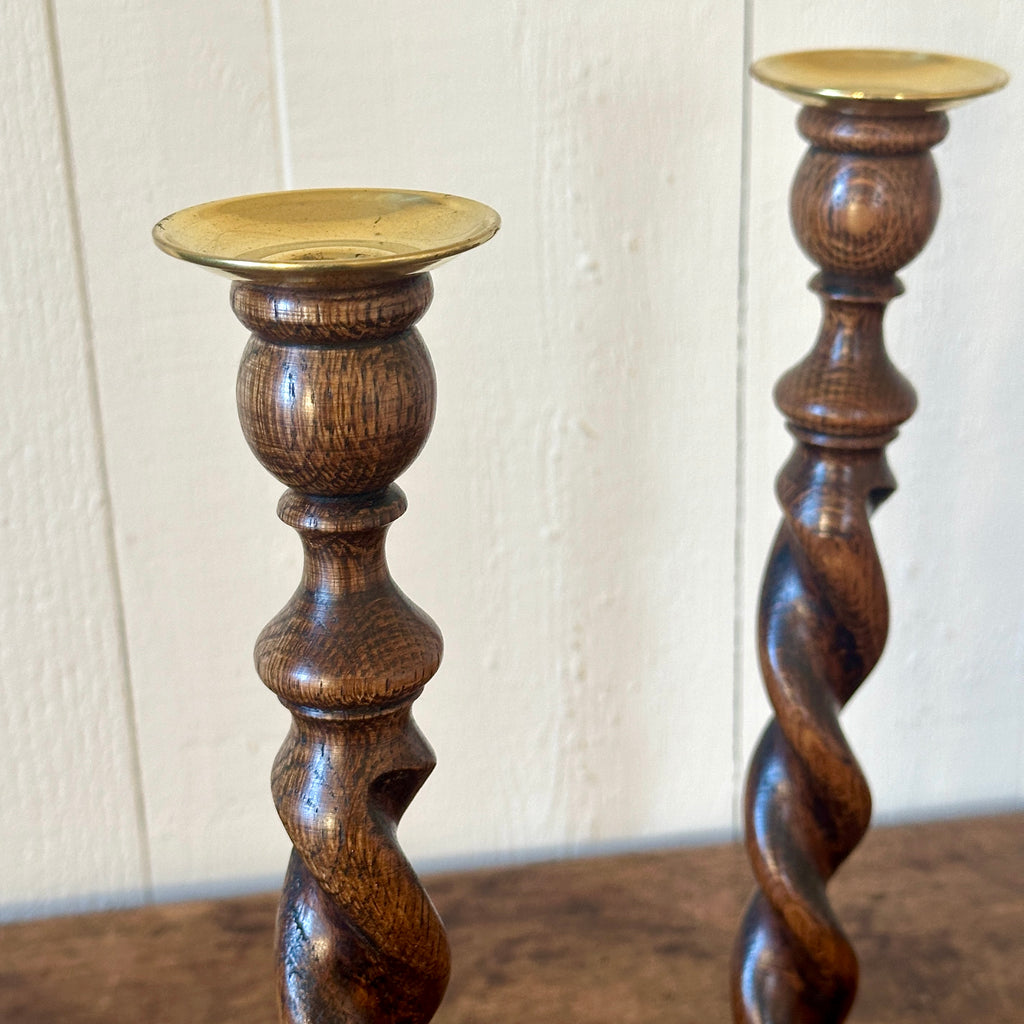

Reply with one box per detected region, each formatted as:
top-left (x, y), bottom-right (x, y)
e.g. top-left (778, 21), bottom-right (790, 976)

top-left (43, 0), bottom-right (154, 899)
top-left (264, 0), bottom-right (293, 188)
top-left (731, 0), bottom-right (755, 839)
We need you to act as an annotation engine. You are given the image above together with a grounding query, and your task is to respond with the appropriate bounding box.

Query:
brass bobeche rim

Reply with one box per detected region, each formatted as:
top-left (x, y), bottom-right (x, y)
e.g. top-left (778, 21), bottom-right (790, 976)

top-left (751, 49), bottom-right (1008, 111)
top-left (153, 188), bottom-right (500, 285)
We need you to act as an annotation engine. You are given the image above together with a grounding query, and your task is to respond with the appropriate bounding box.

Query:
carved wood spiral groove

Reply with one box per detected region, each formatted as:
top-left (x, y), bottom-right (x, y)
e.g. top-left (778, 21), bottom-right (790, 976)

top-left (732, 107), bottom-right (949, 1024)
top-left (232, 275), bottom-right (449, 1023)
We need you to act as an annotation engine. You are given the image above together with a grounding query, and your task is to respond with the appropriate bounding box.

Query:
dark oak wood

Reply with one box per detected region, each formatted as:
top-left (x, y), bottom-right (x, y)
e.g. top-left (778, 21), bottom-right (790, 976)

top-left (232, 274), bottom-right (448, 1023)
top-left (733, 105), bottom-right (962, 1024)
top-left (1, 815), bottom-right (1021, 1023)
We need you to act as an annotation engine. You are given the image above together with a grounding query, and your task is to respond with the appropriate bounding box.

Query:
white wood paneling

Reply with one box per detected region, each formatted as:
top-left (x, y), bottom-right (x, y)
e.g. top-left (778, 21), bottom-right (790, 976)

top-left (276, 0), bottom-right (746, 861)
top-left (743, 3), bottom-right (1024, 822)
top-left (50, 0), bottom-right (293, 897)
top-left (0, 2), bottom-right (147, 920)
top-left (1, 1), bottom-right (1019, 923)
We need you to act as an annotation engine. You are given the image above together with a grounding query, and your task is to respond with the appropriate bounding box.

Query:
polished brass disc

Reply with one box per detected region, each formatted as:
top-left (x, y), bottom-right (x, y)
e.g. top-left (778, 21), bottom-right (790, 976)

top-left (153, 188), bottom-right (500, 285)
top-left (751, 49), bottom-right (1008, 111)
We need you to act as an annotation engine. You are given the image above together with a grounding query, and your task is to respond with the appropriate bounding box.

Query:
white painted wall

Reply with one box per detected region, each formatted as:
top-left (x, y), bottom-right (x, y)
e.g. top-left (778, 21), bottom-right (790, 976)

top-left (1, 1), bottom-right (1020, 922)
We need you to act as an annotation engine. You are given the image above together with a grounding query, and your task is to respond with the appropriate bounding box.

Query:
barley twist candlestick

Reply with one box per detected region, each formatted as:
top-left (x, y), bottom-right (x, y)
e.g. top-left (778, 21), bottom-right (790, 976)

top-left (153, 189), bottom-right (498, 1023)
top-left (732, 52), bottom-right (1006, 1024)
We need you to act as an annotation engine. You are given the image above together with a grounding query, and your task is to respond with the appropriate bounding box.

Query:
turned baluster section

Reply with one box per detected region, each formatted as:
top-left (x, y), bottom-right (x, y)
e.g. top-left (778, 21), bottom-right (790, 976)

top-left (732, 76), bottom-right (998, 1023)
top-left (233, 275), bottom-right (448, 1023)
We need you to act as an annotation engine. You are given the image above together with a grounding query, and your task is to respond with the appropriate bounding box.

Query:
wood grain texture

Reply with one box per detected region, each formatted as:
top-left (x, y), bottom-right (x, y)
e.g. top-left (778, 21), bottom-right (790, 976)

top-left (1, 815), bottom-right (1020, 1023)
top-left (231, 275), bottom-right (448, 1022)
top-left (734, 105), bottom-right (971, 1024)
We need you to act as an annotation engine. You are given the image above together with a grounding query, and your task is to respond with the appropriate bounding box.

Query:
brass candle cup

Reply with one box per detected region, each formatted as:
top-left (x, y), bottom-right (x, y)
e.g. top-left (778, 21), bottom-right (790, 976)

top-left (751, 48), bottom-right (1008, 113)
top-left (153, 187), bottom-right (500, 286)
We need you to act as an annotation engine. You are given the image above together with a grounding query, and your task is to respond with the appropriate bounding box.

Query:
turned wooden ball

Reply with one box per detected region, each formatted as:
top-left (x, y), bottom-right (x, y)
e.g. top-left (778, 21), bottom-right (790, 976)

top-left (233, 275), bottom-right (436, 495)
top-left (790, 107), bottom-right (948, 278)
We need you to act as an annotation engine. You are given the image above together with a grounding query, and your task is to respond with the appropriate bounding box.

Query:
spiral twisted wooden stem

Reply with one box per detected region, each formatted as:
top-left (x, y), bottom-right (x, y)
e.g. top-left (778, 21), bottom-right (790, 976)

top-left (233, 274), bottom-right (449, 1023)
top-left (732, 105), bottom-right (949, 1024)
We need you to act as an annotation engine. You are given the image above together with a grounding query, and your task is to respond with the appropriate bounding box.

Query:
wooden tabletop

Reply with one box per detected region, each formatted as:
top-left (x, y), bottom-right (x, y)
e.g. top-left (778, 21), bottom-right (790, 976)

top-left (2, 813), bottom-right (1020, 1023)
